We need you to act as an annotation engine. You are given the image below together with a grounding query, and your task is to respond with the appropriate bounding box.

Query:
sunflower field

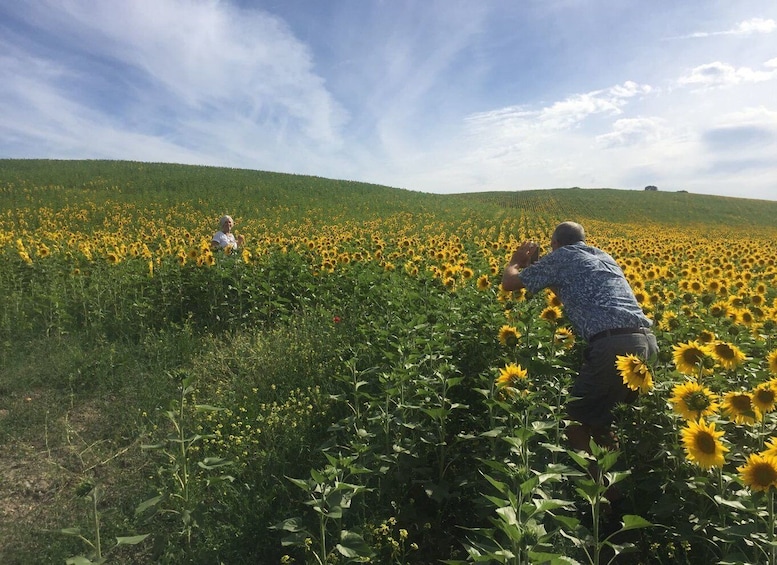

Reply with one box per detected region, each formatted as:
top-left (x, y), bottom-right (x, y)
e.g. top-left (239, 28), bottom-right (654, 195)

top-left (2, 160), bottom-right (777, 564)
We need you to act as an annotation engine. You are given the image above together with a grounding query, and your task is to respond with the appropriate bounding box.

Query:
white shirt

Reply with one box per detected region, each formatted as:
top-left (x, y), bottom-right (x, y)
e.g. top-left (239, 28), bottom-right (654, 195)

top-left (212, 231), bottom-right (237, 249)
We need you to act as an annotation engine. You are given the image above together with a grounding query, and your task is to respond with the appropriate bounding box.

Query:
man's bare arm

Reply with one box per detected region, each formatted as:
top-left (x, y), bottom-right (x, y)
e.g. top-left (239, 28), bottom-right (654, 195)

top-left (501, 241), bottom-right (539, 291)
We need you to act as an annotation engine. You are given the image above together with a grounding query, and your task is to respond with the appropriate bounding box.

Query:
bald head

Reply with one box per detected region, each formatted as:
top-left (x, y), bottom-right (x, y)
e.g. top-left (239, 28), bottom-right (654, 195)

top-left (552, 222), bottom-right (586, 247)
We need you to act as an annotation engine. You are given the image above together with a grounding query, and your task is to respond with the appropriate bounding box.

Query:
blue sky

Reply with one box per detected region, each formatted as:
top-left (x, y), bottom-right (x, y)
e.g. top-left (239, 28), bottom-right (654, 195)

top-left (1, 1), bottom-right (776, 201)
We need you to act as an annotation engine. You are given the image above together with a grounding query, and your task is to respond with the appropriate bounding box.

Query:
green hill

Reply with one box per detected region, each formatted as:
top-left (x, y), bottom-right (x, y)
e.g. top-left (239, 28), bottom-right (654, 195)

top-left (2, 159), bottom-right (775, 229)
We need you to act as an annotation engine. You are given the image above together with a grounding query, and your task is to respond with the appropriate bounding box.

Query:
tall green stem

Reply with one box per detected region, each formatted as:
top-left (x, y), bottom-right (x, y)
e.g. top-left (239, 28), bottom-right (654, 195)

top-left (769, 488), bottom-right (775, 565)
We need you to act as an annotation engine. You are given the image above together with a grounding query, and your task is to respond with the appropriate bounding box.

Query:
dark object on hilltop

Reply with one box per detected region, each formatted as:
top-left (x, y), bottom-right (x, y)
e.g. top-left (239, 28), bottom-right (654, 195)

top-left (644, 185), bottom-right (658, 191)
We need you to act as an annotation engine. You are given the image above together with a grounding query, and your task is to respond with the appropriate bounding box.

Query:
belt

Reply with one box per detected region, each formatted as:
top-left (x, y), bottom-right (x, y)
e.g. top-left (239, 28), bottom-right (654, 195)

top-left (588, 327), bottom-right (647, 343)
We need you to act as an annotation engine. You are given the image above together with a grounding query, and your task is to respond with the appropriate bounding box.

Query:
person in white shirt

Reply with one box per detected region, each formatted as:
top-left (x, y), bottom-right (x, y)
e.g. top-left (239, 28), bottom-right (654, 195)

top-left (211, 215), bottom-right (245, 250)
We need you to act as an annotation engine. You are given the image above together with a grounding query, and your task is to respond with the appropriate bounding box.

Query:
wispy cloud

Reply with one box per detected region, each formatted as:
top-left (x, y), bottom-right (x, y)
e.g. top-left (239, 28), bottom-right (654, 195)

top-left (678, 61), bottom-right (777, 89)
top-left (672, 17), bottom-right (776, 39)
top-left (465, 81), bottom-right (653, 150)
top-left (0, 0), bottom-right (348, 172)
top-left (596, 117), bottom-right (667, 148)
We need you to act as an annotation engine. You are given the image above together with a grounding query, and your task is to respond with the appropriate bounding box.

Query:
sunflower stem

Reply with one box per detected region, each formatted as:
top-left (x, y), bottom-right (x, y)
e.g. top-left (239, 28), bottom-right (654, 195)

top-left (769, 488), bottom-right (775, 565)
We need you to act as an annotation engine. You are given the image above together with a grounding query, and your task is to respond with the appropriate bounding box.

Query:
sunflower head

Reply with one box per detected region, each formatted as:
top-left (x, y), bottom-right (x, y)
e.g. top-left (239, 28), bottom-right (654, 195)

top-left (498, 325), bottom-right (521, 347)
top-left (476, 274), bottom-right (491, 291)
top-left (680, 419), bottom-right (728, 470)
top-left (768, 350), bottom-right (777, 376)
top-left (495, 363), bottom-right (529, 398)
top-left (697, 330), bottom-right (717, 344)
top-left (721, 391), bottom-right (762, 425)
top-left (616, 354), bottom-right (653, 394)
top-left (708, 341), bottom-right (746, 370)
top-left (554, 327), bottom-right (576, 349)
top-left (753, 381), bottom-right (777, 414)
top-left (738, 453), bottom-right (777, 492)
top-left (670, 381), bottom-right (719, 420)
top-left (540, 306), bottom-right (563, 324)
top-left (672, 341), bottom-right (709, 376)
top-left (659, 312), bottom-right (679, 332)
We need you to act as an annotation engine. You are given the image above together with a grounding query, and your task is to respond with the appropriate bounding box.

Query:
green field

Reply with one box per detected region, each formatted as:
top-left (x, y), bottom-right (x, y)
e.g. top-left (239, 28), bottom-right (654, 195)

top-left (2, 159), bottom-right (777, 564)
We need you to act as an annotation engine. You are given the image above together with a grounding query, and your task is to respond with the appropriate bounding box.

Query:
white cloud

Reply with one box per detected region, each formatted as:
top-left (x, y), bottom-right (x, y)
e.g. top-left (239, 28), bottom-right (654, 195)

top-left (2, 0), bottom-right (347, 153)
top-left (735, 17), bottom-right (777, 34)
top-left (678, 61), bottom-right (777, 88)
top-left (676, 17), bottom-right (776, 38)
top-left (596, 117), bottom-right (667, 147)
top-left (465, 81), bottom-right (653, 151)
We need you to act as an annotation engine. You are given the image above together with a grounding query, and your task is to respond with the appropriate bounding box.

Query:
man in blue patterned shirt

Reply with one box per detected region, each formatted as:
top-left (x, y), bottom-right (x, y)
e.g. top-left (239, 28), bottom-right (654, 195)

top-left (501, 221), bottom-right (658, 454)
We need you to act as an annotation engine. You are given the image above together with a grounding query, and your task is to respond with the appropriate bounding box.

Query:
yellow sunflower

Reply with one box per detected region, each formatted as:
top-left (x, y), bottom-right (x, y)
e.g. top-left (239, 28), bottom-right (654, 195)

top-left (616, 354), bottom-right (653, 394)
top-left (658, 312), bottom-right (679, 332)
top-left (697, 330), bottom-right (716, 344)
top-left (672, 341), bottom-right (709, 376)
top-left (669, 381), bottom-right (719, 420)
top-left (540, 306), bottom-right (563, 324)
top-left (709, 302), bottom-right (729, 318)
top-left (752, 381), bottom-right (777, 414)
top-left (768, 349), bottom-right (777, 376)
top-left (708, 341), bottom-right (746, 370)
top-left (476, 274), bottom-right (491, 291)
top-left (738, 453), bottom-right (777, 492)
top-left (763, 436), bottom-right (777, 459)
top-left (496, 363), bottom-right (529, 397)
top-left (498, 325), bottom-right (521, 347)
top-left (721, 391), bottom-right (762, 425)
top-left (554, 327), bottom-right (576, 349)
top-left (546, 291), bottom-right (563, 308)
top-left (680, 419), bottom-right (728, 470)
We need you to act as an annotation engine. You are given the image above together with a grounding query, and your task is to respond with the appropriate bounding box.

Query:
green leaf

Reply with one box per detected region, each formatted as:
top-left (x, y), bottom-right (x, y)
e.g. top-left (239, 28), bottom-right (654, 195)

top-left (285, 476), bottom-right (310, 491)
top-left (115, 534), bottom-right (151, 545)
top-left (574, 482), bottom-right (604, 504)
top-left (566, 450), bottom-right (592, 470)
top-left (597, 450), bottom-right (620, 471)
top-left (194, 404), bottom-right (224, 412)
top-left (135, 494), bottom-right (162, 516)
top-left (65, 557), bottom-right (95, 565)
top-left (480, 427), bottom-right (505, 438)
top-left (313, 505), bottom-right (343, 519)
top-left (713, 495), bottom-right (748, 510)
top-left (482, 473), bottom-right (509, 495)
top-left (619, 514), bottom-right (653, 531)
top-left (336, 530), bottom-right (373, 558)
top-left (271, 517), bottom-right (306, 533)
top-left (197, 457), bottom-right (232, 469)
top-left (534, 498), bottom-right (573, 514)
top-left (527, 551), bottom-right (582, 565)
top-left (310, 468), bottom-right (326, 484)
top-left (495, 505), bottom-right (518, 526)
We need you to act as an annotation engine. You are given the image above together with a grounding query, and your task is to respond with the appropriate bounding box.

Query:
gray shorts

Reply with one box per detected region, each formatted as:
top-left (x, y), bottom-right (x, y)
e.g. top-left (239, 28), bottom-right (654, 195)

top-left (567, 330), bottom-right (659, 428)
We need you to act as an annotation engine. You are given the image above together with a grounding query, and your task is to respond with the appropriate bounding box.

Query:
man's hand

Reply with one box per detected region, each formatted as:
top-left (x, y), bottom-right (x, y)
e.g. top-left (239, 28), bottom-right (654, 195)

top-left (501, 241), bottom-right (539, 292)
top-left (511, 241), bottom-right (540, 268)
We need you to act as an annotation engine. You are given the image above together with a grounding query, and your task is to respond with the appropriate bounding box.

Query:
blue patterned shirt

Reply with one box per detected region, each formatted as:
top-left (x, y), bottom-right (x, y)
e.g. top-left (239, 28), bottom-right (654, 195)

top-left (519, 242), bottom-right (651, 341)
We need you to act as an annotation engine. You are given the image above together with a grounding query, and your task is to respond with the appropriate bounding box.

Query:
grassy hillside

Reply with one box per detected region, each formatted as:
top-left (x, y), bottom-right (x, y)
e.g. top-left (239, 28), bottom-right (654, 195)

top-left (3, 159), bottom-right (776, 230)
top-left (461, 187), bottom-right (777, 229)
